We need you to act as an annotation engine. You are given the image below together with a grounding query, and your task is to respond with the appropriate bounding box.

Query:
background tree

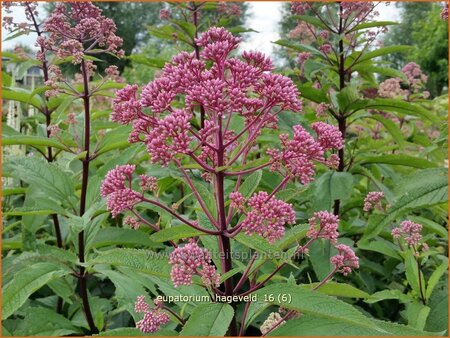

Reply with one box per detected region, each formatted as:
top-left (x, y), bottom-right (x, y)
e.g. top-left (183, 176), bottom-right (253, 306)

top-left (383, 2), bottom-right (448, 96)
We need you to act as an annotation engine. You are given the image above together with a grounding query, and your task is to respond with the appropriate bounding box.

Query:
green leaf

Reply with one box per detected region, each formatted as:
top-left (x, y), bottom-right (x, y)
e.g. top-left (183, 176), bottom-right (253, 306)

top-left (180, 303), bottom-right (234, 336)
top-left (238, 171), bottom-right (262, 198)
top-left (365, 289), bottom-right (413, 304)
top-left (6, 157), bottom-right (76, 207)
top-left (255, 284), bottom-right (382, 333)
top-left (4, 207), bottom-right (57, 216)
top-left (406, 302), bottom-right (430, 331)
top-left (352, 45), bottom-right (412, 65)
top-left (150, 224), bottom-right (205, 242)
top-left (269, 314), bottom-right (440, 336)
top-left (311, 171), bottom-right (353, 211)
top-left (348, 21), bottom-right (398, 33)
top-left (88, 248), bottom-right (171, 278)
top-left (300, 282), bottom-right (370, 299)
top-left (2, 135), bottom-right (68, 150)
top-left (364, 98), bottom-right (440, 123)
top-left (426, 259), bottom-right (448, 300)
top-left (358, 154), bottom-right (437, 169)
top-left (273, 39), bottom-right (321, 56)
top-left (14, 307), bottom-right (80, 336)
top-left (235, 232), bottom-right (283, 258)
top-left (92, 228), bottom-right (160, 248)
top-left (2, 263), bottom-right (68, 319)
top-left (191, 180), bottom-right (218, 219)
top-left (276, 224), bottom-right (308, 250)
top-left (363, 168), bottom-right (448, 239)
top-left (2, 71), bottom-right (12, 87)
top-left (425, 287), bottom-right (448, 333)
top-left (2, 87), bottom-right (43, 109)
top-left (366, 115), bottom-right (406, 147)
top-left (405, 250), bottom-right (426, 300)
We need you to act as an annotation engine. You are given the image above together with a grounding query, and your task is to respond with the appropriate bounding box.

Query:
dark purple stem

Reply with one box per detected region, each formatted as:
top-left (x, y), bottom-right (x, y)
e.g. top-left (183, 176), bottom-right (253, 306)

top-left (78, 59), bottom-right (98, 334)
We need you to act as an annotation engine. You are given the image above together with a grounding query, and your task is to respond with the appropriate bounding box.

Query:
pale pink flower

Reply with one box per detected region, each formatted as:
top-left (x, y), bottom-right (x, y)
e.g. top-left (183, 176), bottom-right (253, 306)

top-left (169, 239), bottom-right (220, 287)
top-left (159, 8), bottom-right (170, 20)
top-left (135, 296), bottom-right (170, 333)
top-left (241, 191), bottom-right (296, 243)
top-left (331, 244), bottom-right (359, 276)
top-left (307, 211), bottom-right (340, 243)
top-left (363, 191), bottom-right (384, 212)
top-left (391, 220), bottom-right (423, 247)
top-left (111, 85), bottom-right (142, 125)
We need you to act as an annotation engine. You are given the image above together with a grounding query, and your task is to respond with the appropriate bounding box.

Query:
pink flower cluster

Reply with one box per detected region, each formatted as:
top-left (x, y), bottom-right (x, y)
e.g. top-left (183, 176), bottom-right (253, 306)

top-left (363, 191), bottom-right (384, 212)
top-left (38, 2), bottom-right (124, 64)
top-left (217, 2), bottom-right (242, 17)
top-left (441, 4), bottom-right (448, 20)
top-left (100, 164), bottom-right (141, 217)
top-left (291, 2), bottom-right (310, 15)
top-left (289, 22), bottom-right (315, 44)
top-left (378, 78), bottom-right (408, 99)
top-left (402, 62), bottom-right (428, 93)
top-left (307, 211), bottom-right (340, 243)
top-left (239, 191), bottom-right (296, 244)
top-left (111, 85), bottom-right (142, 125)
top-left (169, 239), bottom-right (220, 288)
top-left (134, 296), bottom-right (170, 333)
top-left (159, 8), bottom-right (171, 20)
top-left (267, 123), bottom-right (342, 184)
top-left (330, 244), bottom-right (360, 276)
top-left (391, 220), bottom-right (424, 248)
top-left (340, 2), bottom-right (377, 20)
top-left (111, 27), bottom-right (301, 168)
top-left (2, 1), bottom-right (38, 33)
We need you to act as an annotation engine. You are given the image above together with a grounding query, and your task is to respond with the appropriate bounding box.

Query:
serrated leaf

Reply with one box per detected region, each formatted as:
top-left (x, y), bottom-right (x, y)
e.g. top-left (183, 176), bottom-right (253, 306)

top-left (2, 263), bottom-right (68, 319)
top-left (426, 259), bottom-right (448, 300)
top-left (150, 224), bottom-right (205, 242)
top-left (255, 284), bottom-right (382, 333)
top-left (238, 171), bottom-right (262, 199)
top-left (88, 248), bottom-right (171, 278)
top-left (92, 228), bottom-right (161, 248)
top-left (363, 168), bottom-right (448, 239)
top-left (14, 307), bottom-right (80, 336)
top-left (180, 303), bottom-right (234, 336)
top-left (300, 282), bottom-right (370, 299)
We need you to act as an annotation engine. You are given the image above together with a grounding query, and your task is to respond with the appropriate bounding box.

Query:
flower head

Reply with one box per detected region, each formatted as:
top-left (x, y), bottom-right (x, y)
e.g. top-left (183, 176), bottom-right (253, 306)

top-left (308, 211), bottom-right (340, 243)
top-left (391, 220), bottom-right (423, 248)
top-left (40, 2), bottom-right (123, 64)
top-left (134, 296), bottom-right (170, 333)
top-left (241, 191), bottom-right (296, 243)
top-left (363, 191), bottom-right (384, 212)
top-left (267, 123), bottom-right (342, 184)
top-left (169, 239), bottom-right (220, 288)
top-left (260, 312), bottom-right (286, 335)
top-left (330, 244), bottom-right (359, 276)
top-left (111, 85), bottom-right (142, 125)
top-left (100, 165), bottom-right (141, 217)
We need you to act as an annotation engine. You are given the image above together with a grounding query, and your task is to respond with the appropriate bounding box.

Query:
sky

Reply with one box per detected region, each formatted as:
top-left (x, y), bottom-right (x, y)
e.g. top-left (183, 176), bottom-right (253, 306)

top-left (2, 2), bottom-right (400, 55)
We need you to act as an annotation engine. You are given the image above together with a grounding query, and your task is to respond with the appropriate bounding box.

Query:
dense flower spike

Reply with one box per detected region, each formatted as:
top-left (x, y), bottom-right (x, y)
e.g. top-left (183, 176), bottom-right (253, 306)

top-left (330, 244), bottom-right (359, 276)
top-left (363, 191), bottom-right (384, 212)
top-left (134, 296), bottom-right (170, 333)
top-left (145, 110), bottom-right (192, 166)
top-left (100, 165), bottom-right (141, 217)
top-left (111, 85), bottom-right (142, 125)
top-left (402, 62), bottom-right (428, 93)
top-left (112, 27), bottom-right (301, 168)
top-left (169, 240), bottom-right (220, 287)
top-left (241, 192), bottom-right (296, 243)
top-left (391, 220), bottom-right (423, 248)
top-left (38, 2), bottom-right (124, 64)
top-left (307, 211), bottom-right (340, 243)
top-left (267, 124), bottom-right (342, 184)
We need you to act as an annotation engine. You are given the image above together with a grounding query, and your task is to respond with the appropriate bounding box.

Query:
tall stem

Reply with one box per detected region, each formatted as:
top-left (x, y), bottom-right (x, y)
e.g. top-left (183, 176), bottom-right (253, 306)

top-left (192, 3), bottom-right (205, 128)
top-left (78, 60), bottom-right (98, 334)
top-left (216, 116), bottom-right (238, 336)
top-left (333, 2), bottom-right (346, 216)
top-left (26, 4), bottom-right (63, 314)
